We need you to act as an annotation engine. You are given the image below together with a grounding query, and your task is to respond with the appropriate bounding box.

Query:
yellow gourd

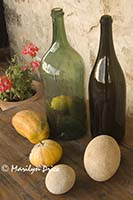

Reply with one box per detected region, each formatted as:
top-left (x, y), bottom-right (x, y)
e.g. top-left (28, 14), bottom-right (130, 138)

top-left (12, 110), bottom-right (49, 144)
top-left (29, 139), bottom-right (63, 167)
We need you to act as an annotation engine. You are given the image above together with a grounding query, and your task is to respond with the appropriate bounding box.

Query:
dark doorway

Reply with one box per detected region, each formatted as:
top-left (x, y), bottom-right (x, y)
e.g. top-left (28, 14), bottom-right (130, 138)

top-left (0, 0), bottom-right (9, 48)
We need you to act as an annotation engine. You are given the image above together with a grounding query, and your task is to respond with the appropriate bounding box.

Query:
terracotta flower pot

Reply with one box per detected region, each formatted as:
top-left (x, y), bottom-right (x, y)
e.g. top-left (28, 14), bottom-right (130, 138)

top-left (0, 80), bottom-right (44, 111)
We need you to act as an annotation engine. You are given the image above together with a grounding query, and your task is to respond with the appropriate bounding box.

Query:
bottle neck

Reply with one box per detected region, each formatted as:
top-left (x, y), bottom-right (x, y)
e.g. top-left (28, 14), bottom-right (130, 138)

top-left (98, 19), bottom-right (115, 57)
top-left (52, 15), bottom-right (69, 46)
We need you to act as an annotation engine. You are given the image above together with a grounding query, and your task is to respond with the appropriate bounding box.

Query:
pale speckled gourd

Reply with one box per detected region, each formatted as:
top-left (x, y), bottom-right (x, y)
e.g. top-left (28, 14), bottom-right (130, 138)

top-left (45, 164), bottom-right (76, 194)
top-left (84, 135), bottom-right (121, 182)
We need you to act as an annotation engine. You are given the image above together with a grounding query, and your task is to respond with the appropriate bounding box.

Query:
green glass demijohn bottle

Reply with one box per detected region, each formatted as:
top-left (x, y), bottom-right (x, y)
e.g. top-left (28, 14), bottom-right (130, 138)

top-left (40, 8), bottom-right (87, 140)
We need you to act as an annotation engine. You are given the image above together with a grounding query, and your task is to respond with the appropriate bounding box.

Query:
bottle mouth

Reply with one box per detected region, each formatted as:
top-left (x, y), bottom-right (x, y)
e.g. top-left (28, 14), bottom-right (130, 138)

top-left (51, 8), bottom-right (64, 17)
top-left (100, 15), bottom-right (113, 24)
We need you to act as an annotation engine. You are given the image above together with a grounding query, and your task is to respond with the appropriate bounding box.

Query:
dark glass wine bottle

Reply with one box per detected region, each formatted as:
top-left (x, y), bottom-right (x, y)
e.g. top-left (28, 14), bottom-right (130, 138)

top-left (89, 15), bottom-right (126, 143)
top-left (40, 8), bottom-right (87, 140)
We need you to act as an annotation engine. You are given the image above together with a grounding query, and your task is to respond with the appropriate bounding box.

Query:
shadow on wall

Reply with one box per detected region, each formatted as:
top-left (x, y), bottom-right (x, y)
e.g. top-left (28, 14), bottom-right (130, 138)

top-left (124, 115), bottom-right (133, 148)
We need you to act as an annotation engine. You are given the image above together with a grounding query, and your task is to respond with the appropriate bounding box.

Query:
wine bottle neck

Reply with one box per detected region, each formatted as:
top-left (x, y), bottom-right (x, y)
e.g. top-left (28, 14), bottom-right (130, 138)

top-left (98, 17), bottom-right (115, 57)
top-left (52, 13), bottom-right (69, 46)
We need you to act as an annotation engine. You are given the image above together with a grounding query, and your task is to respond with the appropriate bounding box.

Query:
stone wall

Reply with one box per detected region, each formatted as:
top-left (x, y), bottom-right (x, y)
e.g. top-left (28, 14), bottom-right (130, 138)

top-left (3, 0), bottom-right (133, 116)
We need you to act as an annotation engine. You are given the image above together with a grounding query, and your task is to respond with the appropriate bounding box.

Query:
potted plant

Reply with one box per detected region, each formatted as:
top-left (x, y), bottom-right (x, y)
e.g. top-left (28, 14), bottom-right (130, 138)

top-left (0, 43), bottom-right (43, 111)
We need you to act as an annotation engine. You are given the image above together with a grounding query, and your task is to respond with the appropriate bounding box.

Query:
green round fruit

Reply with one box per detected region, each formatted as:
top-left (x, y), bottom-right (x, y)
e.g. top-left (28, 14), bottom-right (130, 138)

top-left (51, 95), bottom-right (73, 113)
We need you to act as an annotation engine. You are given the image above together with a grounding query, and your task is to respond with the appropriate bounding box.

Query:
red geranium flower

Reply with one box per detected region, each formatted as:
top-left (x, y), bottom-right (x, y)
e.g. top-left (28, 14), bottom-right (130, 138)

top-left (22, 43), bottom-right (39, 57)
top-left (0, 76), bottom-right (12, 92)
top-left (30, 61), bottom-right (40, 72)
top-left (21, 65), bottom-right (28, 71)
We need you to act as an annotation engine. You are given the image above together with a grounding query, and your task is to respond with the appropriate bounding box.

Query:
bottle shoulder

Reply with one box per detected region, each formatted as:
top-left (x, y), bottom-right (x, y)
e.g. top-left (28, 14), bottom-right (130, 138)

top-left (41, 42), bottom-right (85, 69)
top-left (89, 55), bottom-right (125, 84)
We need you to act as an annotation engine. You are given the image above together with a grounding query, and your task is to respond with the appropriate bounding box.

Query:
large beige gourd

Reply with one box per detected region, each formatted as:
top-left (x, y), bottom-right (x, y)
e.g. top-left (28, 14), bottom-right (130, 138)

top-left (45, 164), bottom-right (76, 194)
top-left (84, 135), bottom-right (121, 182)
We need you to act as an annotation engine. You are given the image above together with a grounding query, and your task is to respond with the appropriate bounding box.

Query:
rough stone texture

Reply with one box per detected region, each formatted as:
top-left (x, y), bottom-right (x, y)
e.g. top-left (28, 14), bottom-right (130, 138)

top-left (3, 0), bottom-right (133, 116)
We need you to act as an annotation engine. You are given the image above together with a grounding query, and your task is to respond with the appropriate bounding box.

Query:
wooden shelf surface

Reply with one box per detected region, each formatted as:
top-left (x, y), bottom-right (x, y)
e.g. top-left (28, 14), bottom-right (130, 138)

top-left (0, 98), bottom-right (133, 200)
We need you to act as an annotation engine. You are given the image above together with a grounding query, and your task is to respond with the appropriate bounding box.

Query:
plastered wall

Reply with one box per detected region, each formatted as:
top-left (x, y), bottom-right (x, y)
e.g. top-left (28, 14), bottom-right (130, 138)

top-left (3, 0), bottom-right (133, 116)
